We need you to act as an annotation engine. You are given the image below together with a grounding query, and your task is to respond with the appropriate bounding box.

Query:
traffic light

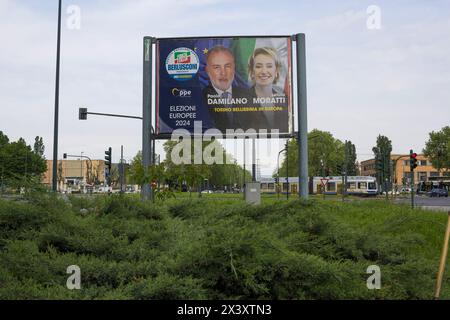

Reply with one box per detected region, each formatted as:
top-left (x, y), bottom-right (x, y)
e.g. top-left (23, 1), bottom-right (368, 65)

top-left (79, 108), bottom-right (88, 120)
top-left (409, 150), bottom-right (418, 171)
top-left (105, 147), bottom-right (112, 173)
top-left (63, 153), bottom-right (67, 159)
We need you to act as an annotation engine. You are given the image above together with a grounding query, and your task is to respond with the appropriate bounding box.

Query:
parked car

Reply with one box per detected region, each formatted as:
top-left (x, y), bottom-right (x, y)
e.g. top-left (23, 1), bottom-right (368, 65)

top-left (381, 190), bottom-right (400, 195)
top-left (429, 188), bottom-right (448, 197)
top-left (399, 187), bottom-right (411, 193)
top-left (97, 186), bottom-right (112, 193)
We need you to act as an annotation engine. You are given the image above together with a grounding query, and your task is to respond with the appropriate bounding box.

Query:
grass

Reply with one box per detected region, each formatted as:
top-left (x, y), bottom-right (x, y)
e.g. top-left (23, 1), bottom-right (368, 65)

top-left (0, 192), bottom-right (449, 300)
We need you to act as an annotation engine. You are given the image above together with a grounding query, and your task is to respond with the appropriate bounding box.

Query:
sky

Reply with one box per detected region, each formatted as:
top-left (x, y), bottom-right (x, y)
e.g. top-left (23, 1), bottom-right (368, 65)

top-left (1, 0), bottom-right (449, 177)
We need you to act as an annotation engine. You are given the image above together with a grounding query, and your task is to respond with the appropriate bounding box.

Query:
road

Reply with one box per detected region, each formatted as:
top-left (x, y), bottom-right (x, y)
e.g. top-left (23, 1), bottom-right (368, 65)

top-left (394, 195), bottom-right (450, 212)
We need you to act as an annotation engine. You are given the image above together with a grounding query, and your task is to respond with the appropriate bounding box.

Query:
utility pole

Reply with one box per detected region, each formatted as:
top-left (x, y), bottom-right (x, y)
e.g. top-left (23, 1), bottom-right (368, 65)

top-left (120, 145), bottom-right (124, 194)
top-left (385, 154), bottom-right (388, 201)
top-left (80, 151), bottom-right (83, 192)
top-left (52, 0), bottom-right (62, 192)
top-left (390, 159), bottom-right (395, 200)
top-left (322, 159), bottom-right (327, 200)
top-left (342, 140), bottom-right (347, 202)
top-left (411, 171), bottom-right (415, 209)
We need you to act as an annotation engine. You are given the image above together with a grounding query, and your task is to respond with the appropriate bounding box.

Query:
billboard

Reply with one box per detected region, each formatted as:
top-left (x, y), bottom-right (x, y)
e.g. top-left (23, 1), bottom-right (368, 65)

top-left (156, 36), bottom-right (293, 136)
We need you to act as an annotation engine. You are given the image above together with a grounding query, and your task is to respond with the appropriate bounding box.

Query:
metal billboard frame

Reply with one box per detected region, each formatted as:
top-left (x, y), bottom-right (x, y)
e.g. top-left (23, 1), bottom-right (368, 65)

top-left (142, 34), bottom-right (308, 199)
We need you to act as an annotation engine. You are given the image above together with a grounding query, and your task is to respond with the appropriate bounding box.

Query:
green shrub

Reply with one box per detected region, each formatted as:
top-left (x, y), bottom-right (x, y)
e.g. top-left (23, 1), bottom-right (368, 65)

top-left (0, 196), bottom-right (448, 300)
top-left (0, 201), bottom-right (54, 240)
top-left (124, 274), bottom-right (208, 300)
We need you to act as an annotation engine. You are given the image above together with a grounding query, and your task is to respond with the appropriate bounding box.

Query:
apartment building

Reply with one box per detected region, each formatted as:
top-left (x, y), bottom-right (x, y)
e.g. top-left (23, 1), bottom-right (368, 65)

top-left (43, 159), bottom-right (106, 192)
top-left (360, 154), bottom-right (446, 187)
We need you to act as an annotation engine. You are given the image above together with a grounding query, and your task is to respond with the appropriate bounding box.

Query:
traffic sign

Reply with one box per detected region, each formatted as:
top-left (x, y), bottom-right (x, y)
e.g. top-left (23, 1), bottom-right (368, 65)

top-left (320, 178), bottom-right (329, 188)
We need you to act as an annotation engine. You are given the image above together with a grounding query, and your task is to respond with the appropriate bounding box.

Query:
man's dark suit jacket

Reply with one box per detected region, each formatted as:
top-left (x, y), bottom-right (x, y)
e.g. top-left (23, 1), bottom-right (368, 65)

top-left (202, 85), bottom-right (252, 132)
top-left (202, 84), bottom-right (289, 133)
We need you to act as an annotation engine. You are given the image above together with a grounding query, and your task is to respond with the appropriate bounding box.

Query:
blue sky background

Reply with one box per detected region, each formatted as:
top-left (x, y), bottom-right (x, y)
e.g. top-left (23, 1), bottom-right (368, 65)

top-left (1, 0), bottom-right (449, 176)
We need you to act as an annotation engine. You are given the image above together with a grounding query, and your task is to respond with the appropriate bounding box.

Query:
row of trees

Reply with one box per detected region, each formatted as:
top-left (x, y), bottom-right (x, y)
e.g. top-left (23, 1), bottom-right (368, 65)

top-left (127, 139), bottom-right (252, 194)
top-left (0, 131), bottom-right (47, 190)
top-left (125, 129), bottom-right (364, 193)
top-left (124, 129), bottom-right (368, 193)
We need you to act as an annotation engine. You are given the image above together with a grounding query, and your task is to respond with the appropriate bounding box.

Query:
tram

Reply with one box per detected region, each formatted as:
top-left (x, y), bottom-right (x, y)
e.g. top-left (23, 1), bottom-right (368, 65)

top-left (260, 176), bottom-right (378, 196)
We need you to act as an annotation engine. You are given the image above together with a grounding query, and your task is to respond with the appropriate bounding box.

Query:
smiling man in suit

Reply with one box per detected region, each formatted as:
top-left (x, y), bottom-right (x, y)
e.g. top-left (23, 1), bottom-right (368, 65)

top-left (202, 45), bottom-right (251, 132)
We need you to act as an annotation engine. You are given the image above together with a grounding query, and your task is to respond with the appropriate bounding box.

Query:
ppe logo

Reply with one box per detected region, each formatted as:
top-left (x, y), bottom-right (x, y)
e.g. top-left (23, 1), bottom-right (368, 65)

top-left (172, 88), bottom-right (192, 97)
top-left (166, 47), bottom-right (199, 81)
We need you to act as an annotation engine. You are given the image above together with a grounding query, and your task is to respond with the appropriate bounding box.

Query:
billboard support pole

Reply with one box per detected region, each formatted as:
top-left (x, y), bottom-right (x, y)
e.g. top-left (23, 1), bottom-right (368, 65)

top-left (142, 37), bottom-right (153, 201)
top-left (296, 33), bottom-right (309, 199)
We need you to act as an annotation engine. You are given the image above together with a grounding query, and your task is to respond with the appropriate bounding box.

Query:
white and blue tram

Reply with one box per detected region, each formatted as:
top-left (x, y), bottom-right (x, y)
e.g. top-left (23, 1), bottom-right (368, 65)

top-left (260, 176), bottom-right (378, 196)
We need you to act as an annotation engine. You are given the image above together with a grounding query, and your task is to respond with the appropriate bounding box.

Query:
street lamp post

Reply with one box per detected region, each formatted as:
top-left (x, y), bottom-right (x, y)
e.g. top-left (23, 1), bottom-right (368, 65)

top-left (52, 0), bottom-right (62, 192)
top-left (81, 151), bottom-right (83, 189)
top-left (277, 146), bottom-right (287, 200)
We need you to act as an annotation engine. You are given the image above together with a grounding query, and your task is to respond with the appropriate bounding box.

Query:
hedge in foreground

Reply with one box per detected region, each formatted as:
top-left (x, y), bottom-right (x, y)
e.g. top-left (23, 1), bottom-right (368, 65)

top-left (0, 194), bottom-right (448, 299)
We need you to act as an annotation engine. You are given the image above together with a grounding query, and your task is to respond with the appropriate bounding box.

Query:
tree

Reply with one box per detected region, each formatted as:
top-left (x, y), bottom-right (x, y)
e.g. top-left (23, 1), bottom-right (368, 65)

top-left (0, 131), bottom-right (47, 188)
top-left (0, 131), bottom-right (9, 147)
top-left (33, 136), bottom-right (45, 158)
top-left (57, 161), bottom-right (64, 189)
top-left (277, 138), bottom-right (298, 177)
top-left (344, 140), bottom-right (358, 176)
top-left (372, 135), bottom-right (392, 193)
top-left (277, 129), bottom-right (346, 178)
top-left (128, 151), bottom-right (143, 185)
top-left (162, 138), bottom-right (250, 192)
top-left (423, 126), bottom-right (450, 174)
top-left (109, 165), bottom-right (120, 187)
top-left (127, 138), bottom-right (251, 197)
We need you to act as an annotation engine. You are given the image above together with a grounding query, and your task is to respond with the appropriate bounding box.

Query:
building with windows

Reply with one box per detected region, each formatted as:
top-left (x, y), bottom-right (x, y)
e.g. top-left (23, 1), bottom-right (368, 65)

top-left (43, 159), bottom-right (106, 192)
top-left (360, 154), bottom-right (447, 188)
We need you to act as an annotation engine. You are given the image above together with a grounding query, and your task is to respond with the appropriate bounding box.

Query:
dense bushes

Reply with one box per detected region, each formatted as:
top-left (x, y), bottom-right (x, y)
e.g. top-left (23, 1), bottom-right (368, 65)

top-left (0, 194), bottom-right (449, 299)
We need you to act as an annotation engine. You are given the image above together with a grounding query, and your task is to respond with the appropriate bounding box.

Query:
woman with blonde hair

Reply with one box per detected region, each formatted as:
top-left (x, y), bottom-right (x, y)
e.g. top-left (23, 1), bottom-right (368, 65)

top-left (247, 47), bottom-right (288, 132)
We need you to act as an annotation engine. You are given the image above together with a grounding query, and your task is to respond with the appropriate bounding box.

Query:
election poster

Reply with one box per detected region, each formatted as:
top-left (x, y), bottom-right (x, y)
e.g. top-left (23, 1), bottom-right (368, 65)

top-left (156, 36), bottom-right (293, 136)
